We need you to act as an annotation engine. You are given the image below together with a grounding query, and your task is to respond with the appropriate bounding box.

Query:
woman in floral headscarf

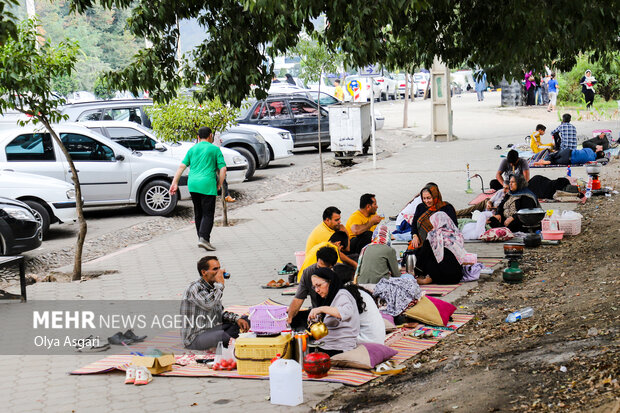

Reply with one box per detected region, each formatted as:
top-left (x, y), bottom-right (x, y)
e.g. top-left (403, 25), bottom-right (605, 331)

top-left (354, 224), bottom-right (401, 284)
top-left (413, 211), bottom-right (468, 285)
top-left (409, 184), bottom-right (457, 249)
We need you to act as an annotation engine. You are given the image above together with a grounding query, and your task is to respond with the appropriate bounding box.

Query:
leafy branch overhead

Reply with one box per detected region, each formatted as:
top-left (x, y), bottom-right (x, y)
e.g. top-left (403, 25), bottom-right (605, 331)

top-left (67, 0), bottom-right (620, 105)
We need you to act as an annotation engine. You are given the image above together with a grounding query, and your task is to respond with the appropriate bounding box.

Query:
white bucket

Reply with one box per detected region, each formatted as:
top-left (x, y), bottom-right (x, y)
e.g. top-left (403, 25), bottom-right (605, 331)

top-left (294, 251), bottom-right (306, 270)
top-left (269, 359), bottom-right (303, 406)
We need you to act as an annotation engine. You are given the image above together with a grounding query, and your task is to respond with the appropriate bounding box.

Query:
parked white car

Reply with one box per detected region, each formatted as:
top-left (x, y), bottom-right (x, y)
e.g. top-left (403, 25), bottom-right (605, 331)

top-left (0, 170), bottom-right (77, 238)
top-left (78, 120), bottom-right (248, 184)
top-left (395, 73), bottom-right (418, 98)
top-left (0, 124), bottom-right (190, 216)
top-left (343, 76), bottom-right (381, 102)
top-left (227, 124), bottom-right (293, 161)
top-left (414, 72), bottom-right (431, 97)
top-left (376, 73), bottom-right (399, 100)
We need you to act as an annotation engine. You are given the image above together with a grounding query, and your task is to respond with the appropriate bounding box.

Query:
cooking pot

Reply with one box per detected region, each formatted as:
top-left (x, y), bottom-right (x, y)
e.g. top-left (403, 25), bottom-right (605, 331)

top-left (503, 242), bottom-right (524, 259)
top-left (585, 162), bottom-right (602, 175)
top-left (307, 321), bottom-right (328, 340)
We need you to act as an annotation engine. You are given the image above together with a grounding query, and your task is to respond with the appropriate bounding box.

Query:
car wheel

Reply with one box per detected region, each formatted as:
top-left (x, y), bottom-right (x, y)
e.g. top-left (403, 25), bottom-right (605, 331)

top-left (231, 147), bottom-right (256, 179)
top-left (24, 200), bottom-right (49, 240)
top-left (139, 179), bottom-right (178, 216)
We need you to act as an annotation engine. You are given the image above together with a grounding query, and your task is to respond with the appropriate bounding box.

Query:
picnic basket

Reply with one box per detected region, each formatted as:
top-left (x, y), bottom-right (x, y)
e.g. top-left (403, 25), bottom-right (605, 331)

top-left (234, 333), bottom-right (292, 375)
top-left (248, 304), bottom-right (288, 334)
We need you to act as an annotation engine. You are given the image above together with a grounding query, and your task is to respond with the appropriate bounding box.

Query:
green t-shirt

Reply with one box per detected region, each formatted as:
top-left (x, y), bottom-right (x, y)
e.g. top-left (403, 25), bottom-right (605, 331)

top-left (182, 141), bottom-right (226, 196)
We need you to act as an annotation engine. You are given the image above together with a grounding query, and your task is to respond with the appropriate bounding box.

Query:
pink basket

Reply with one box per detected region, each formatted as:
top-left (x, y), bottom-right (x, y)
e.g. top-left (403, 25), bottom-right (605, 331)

top-left (541, 217), bottom-right (581, 236)
top-left (248, 305), bottom-right (288, 334)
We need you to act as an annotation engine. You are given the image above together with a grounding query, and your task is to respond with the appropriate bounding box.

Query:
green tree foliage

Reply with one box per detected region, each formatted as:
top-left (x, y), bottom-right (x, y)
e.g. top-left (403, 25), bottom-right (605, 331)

top-left (0, 0), bottom-right (18, 45)
top-left (146, 96), bottom-right (239, 143)
top-left (19, 0), bottom-right (141, 93)
top-left (558, 54), bottom-right (620, 104)
top-left (93, 75), bottom-right (114, 99)
top-left (65, 0), bottom-right (620, 105)
top-left (290, 33), bottom-right (343, 84)
top-left (0, 18), bottom-right (87, 280)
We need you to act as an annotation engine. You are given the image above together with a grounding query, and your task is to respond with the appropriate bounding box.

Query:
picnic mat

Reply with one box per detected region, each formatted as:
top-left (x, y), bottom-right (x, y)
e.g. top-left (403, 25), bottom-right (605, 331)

top-left (71, 305), bottom-right (474, 386)
top-left (468, 191), bottom-right (494, 205)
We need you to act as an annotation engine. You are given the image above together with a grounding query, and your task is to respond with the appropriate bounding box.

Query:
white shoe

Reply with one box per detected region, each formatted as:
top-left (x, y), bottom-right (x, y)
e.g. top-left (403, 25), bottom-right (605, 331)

top-left (124, 366), bottom-right (136, 384)
top-left (198, 238), bottom-right (216, 251)
top-left (134, 366), bottom-right (152, 385)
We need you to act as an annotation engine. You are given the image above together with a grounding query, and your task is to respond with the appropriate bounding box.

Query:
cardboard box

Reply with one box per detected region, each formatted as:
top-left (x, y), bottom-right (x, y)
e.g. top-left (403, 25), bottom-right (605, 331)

top-left (131, 353), bottom-right (175, 375)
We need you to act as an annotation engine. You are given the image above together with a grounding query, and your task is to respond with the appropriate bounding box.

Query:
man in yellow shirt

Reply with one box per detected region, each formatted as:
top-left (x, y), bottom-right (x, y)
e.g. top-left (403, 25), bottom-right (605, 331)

top-left (346, 193), bottom-right (382, 254)
top-left (530, 124), bottom-right (554, 153)
top-left (305, 206), bottom-right (347, 253)
top-left (298, 231), bottom-right (357, 281)
top-left (334, 79), bottom-right (344, 101)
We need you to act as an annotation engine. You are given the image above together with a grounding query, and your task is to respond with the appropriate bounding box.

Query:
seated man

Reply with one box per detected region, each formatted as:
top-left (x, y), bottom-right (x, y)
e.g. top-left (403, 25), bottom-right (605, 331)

top-left (533, 147), bottom-right (605, 166)
top-left (287, 246), bottom-right (339, 327)
top-left (298, 231), bottom-right (357, 281)
top-left (305, 206), bottom-right (347, 254)
top-left (181, 256), bottom-right (249, 350)
top-left (490, 149), bottom-right (530, 191)
top-left (346, 193), bottom-right (383, 254)
top-left (551, 113), bottom-right (578, 150)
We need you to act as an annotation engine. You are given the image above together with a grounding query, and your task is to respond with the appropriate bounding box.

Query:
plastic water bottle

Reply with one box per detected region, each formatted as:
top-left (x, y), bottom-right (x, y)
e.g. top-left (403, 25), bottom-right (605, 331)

top-left (566, 165), bottom-right (571, 177)
top-left (586, 177), bottom-right (593, 198)
top-left (505, 307), bottom-right (534, 323)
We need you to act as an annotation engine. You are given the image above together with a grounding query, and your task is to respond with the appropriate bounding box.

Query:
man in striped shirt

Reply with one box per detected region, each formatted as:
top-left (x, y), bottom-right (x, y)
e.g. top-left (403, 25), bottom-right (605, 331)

top-left (181, 256), bottom-right (249, 350)
top-left (551, 113), bottom-right (578, 150)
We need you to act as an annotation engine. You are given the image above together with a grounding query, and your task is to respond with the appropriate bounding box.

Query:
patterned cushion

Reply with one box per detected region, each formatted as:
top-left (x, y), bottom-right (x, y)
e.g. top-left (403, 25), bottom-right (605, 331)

top-left (330, 343), bottom-right (398, 370)
top-left (480, 227), bottom-right (514, 241)
top-left (403, 295), bottom-right (456, 326)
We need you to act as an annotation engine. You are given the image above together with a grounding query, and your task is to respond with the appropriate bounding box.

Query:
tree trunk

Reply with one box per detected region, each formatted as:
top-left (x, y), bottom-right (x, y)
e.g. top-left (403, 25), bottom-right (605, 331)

top-left (410, 73), bottom-right (415, 102)
top-left (318, 72), bottom-right (324, 192)
top-left (39, 117), bottom-right (87, 281)
top-left (403, 72), bottom-right (409, 128)
top-left (221, 193), bottom-right (228, 226)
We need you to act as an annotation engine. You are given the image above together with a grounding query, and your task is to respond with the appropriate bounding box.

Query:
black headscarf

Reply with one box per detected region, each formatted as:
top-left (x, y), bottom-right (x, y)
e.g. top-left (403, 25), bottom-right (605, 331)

top-left (528, 176), bottom-right (570, 200)
top-left (312, 267), bottom-right (366, 314)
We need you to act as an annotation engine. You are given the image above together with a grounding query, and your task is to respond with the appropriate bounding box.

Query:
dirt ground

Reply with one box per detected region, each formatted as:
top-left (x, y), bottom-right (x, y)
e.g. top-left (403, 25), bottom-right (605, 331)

top-left (317, 163), bottom-right (619, 413)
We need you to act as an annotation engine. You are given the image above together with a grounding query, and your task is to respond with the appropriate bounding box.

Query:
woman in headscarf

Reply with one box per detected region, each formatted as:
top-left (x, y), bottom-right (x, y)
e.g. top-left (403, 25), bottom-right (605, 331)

top-left (580, 70), bottom-right (597, 109)
top-left (308, 268), bottom-right (365, 356)
top-left (413, 211), bottom-right (468, 285)
top-left (525, 71), bottom-right (536, 106)
top-left (354, 224), bottom-right (401, 284)
top-left (409, 184), bottom-right (457, 249)
top-left (527, 175), bottom-right (571, 200)
top-left (488, 174), bottom-right (540, 232)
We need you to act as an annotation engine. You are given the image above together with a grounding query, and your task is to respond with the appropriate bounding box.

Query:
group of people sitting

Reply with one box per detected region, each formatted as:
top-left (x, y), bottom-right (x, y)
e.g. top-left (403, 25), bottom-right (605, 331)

top-left (529, 114), bottom-right (608, 166)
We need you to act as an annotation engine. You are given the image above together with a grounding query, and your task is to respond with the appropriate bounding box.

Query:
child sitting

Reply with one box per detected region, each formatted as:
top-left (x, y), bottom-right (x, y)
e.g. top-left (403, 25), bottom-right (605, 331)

top-left (529, 124), bottom-right (554, 154)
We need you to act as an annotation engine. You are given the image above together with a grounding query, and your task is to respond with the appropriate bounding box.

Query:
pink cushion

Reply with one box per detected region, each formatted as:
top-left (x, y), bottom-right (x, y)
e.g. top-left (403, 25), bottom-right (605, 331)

top-left (427, 296), bottom-right (457, 326)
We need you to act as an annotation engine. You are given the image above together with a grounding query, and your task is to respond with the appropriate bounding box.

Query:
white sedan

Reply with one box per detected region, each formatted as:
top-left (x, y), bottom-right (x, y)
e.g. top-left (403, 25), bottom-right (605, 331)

top-left (79, 121), bottom-right (249, 184)
top-left (227, 124), bottom-right (294, 161)
top-left (0, 170), bottom-right (77, 238)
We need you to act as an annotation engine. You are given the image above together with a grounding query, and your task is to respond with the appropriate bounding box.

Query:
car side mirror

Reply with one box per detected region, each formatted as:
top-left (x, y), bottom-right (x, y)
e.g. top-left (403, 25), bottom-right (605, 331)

top-left (154, 143), bottom-right (167, 152)
top-left (115, 154), bottom-right (125, 161)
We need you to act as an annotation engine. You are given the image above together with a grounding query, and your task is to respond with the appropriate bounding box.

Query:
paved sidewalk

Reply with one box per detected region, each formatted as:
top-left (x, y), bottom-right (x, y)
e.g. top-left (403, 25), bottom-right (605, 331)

top-left (3, 93), bottom-right (613, 412)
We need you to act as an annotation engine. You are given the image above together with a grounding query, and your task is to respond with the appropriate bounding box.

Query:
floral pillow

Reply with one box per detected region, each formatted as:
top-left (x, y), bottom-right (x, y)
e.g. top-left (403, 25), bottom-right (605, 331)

top-left (480, 227), bottom-right (514, 241)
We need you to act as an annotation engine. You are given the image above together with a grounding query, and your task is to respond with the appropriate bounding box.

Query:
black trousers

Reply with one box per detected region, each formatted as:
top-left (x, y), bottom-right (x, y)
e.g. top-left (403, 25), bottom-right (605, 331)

top-left (583, 90), bottom-right (594, 109)
top-left (350, 231), bottom-right (373, 254)
top-left (190, 192), bottom-right (216, 241)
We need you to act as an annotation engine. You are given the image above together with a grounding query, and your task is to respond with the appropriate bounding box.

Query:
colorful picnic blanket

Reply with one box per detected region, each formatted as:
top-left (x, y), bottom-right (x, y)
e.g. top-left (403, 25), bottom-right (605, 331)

top-left (71, 314), bottom-right (474, 386)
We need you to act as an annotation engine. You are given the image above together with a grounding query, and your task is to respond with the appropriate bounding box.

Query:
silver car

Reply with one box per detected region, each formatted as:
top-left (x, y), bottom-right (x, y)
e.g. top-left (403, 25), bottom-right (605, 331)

top-left (0, 124), bottom-right (190, 216)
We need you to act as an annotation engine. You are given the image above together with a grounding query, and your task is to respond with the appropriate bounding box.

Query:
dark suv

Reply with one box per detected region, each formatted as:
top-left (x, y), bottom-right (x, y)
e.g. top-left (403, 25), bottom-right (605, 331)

top-left (238, 96), bottom-right (329, 149)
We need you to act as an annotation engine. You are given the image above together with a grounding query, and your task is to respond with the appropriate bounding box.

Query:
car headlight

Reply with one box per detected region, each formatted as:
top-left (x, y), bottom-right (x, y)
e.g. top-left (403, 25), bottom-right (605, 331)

top-left (279, 132), bottom-right (291, 140)
top-left (4, 207), bottom-right (37, 222)
top-left (253, 133), bottom-right (266, 144)
top-left (66, 189), bottom-right (76, 199)
top-left (232, 156), bottom-right (247, 165)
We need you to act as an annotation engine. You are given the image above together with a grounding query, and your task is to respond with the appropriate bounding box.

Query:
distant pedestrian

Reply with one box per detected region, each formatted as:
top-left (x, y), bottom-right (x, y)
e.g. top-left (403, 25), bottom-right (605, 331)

top-left (285, 73), bottom-right (296, 85)
top-left (334, 79), bottom-right (345, 101)
top-left (580, 69), bottom-right (597, 109)
top-left (475, 70), bottom-right (487, 101)
top-left (547, 73), bottom-right (558, 112)
top-left (170, 126), bottom-right (227, 251)
top-left (525, 71), bottom-right (536, 106)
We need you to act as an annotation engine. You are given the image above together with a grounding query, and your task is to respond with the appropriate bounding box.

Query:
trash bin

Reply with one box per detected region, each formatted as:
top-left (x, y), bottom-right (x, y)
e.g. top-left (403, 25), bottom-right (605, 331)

top-left (329, 102), bottom-right (372, 162)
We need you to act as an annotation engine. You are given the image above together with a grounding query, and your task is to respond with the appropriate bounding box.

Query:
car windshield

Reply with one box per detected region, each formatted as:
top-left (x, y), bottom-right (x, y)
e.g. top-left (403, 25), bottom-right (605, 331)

top-left (238, 99), bottom-right (256, 119)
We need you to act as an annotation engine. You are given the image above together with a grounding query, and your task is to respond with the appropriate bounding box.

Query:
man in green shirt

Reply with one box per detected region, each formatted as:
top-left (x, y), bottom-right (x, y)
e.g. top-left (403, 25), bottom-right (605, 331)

top-left (171, 127), bottom-right (227, 251)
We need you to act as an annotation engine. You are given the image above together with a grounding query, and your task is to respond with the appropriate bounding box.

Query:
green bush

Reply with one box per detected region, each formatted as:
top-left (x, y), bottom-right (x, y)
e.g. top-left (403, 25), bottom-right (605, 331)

top-left (558, 54), bottom-right (620, 104)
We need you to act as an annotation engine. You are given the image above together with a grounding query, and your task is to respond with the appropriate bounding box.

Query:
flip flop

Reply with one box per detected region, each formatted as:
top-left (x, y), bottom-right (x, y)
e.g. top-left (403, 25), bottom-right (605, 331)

top-left (494, 145), bottom-right (502, 150)
top-left (372, 360), bottom-right (406, 375)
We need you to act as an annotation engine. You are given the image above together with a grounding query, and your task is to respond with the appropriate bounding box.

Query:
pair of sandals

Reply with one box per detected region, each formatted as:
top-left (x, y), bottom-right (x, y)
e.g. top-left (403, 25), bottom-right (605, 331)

top-left (372, 360), bottom-right (406, 375)
top-left (108, 329), bottom-right (147, 345)
top-left (74, 335), bottom-right (111, 353)
top-left (265, 279), bottom-right (290, 288)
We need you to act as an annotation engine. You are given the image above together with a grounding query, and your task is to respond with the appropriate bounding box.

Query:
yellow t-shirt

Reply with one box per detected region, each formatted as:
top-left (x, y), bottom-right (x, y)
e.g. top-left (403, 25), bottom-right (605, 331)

top-left (530, 131), bottom-right (554, 153)
top-left (345, 210), bottom-right (377, 239)
top-left (305, 222), bottom-right (335, 254)
top-left (298, 241), bottom-right (342, 281)
top-left (334, 85), bottom-right (344, 101)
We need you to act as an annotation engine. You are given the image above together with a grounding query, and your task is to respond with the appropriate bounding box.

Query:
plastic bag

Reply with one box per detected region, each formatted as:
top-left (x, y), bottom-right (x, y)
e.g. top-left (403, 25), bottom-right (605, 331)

top-left (462, 211), bottom-right (493, 240)
top-left (561, 210), bottom-right (582, 219)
